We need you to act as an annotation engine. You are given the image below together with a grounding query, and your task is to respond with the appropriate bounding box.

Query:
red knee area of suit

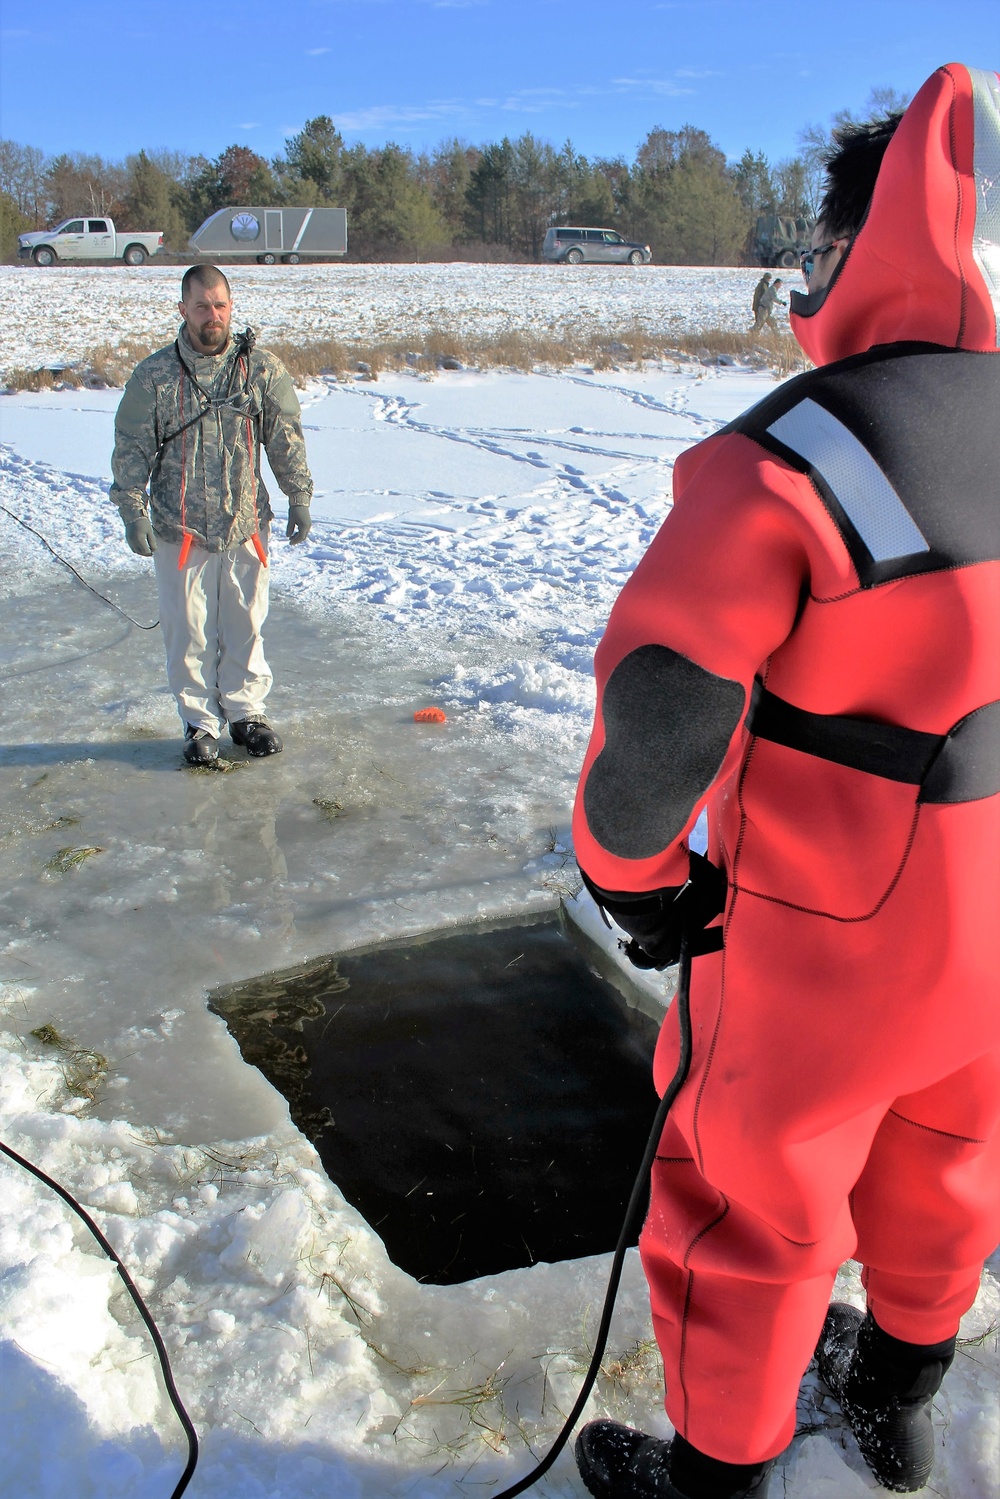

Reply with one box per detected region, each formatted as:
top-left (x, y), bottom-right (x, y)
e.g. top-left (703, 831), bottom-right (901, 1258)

top-left (634, 853), bottom-right (1000, 1464)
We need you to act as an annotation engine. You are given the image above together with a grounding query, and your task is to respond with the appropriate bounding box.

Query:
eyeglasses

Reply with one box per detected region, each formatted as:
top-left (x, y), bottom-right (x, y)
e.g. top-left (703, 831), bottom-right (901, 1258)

top-left (799, 240), bottom-right (844, 281)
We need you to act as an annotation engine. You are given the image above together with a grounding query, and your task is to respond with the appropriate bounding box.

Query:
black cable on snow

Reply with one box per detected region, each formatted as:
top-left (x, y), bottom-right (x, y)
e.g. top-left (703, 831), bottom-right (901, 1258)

top-left (491, 933), bottom-right (695, 1498)
top-left (0, 881), bottom-right (692, 1499)
top-left (0, 1138), bottom-right (199, 1498)
top-left (0, 503), bottom-right (159, 630)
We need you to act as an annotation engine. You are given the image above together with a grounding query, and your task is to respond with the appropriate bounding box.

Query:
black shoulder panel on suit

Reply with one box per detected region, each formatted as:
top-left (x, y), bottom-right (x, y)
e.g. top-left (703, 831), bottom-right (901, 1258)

top-left (583, 645), bottom-right (746, 861)
top-left (725, 345), bottom-right (1000, 587)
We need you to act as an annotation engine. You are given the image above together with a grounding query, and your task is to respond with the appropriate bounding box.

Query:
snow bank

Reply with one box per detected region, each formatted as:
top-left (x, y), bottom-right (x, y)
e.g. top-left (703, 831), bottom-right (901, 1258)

top-left (0, 1021), bottom-right (666, 1498)
top-left (0, 262), bottom-right (778, 379)
top-left (2, 1023), bottom-right (997, 1499)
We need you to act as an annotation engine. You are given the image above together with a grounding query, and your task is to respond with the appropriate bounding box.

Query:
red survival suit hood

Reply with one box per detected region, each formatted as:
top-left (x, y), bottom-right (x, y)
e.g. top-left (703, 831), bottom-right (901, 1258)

top-left (791, 63), bottom-right (1000, 364)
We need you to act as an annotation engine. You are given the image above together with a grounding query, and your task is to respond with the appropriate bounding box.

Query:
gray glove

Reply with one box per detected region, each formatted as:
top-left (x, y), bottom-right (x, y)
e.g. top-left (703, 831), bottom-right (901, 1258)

top-left (286, 504), bottom-right (311, 545)
top-left (125, 516), bottom-right (156, 555)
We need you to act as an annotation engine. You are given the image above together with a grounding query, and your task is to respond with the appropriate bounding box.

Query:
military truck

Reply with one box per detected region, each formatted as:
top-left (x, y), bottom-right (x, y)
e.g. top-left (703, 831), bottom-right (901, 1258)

top-left (189, 206), bottom-right (348, 264)
top-left (752, 214), bottom-right (813, 269)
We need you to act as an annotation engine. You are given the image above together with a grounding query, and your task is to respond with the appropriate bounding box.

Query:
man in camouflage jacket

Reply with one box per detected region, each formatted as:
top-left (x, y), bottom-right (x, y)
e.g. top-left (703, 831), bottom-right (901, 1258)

top-left (110, 264), bottom-right (313, 764)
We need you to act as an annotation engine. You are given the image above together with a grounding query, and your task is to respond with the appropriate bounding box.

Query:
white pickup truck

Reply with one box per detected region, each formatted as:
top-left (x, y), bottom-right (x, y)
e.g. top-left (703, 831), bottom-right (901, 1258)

top-left (18, 217), bottom-right (164, 267)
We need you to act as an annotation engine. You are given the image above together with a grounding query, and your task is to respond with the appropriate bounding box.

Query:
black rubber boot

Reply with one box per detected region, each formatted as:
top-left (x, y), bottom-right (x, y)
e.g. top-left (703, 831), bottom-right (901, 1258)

top-left (817, 1303), bottom-right (955, 1493)
top-left (575, 1422), bottom-right (773, 1499)
top-left (229, 718), bottom-right (283, 756)
top-left (183, 725), bottom-right (219, 765)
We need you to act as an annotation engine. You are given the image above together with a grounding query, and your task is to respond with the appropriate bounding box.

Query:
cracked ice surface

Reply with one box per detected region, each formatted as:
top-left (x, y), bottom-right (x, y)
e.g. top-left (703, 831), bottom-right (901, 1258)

top-left (0, 357), bottom-right (997, 1499)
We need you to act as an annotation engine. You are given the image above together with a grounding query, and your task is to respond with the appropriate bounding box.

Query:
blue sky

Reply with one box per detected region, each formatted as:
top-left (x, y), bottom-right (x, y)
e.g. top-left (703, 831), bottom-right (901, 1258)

top-left (1, 0), bottom-right (997, 167)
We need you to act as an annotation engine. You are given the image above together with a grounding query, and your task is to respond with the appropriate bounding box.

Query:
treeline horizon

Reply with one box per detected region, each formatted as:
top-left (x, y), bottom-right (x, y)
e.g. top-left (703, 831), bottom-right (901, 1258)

top-left (0, 90), bottom-right (907, 267)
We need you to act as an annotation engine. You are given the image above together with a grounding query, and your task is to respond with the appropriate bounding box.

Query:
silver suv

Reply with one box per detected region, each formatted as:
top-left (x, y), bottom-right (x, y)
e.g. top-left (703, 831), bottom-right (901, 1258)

top-left (542, 227), bottom-right (652, 265)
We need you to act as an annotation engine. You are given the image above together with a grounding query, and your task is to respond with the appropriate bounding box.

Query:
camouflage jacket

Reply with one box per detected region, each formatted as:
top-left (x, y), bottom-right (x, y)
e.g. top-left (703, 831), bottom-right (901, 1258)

top-left (751, 275), bottom-right (771, 316)
top-left (109, 327), bottom-right (313, 551)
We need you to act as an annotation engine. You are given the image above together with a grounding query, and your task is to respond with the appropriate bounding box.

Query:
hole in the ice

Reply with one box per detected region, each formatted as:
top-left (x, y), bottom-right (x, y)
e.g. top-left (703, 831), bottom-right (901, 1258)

top-left (209, 913), bottom-right (659, 1284)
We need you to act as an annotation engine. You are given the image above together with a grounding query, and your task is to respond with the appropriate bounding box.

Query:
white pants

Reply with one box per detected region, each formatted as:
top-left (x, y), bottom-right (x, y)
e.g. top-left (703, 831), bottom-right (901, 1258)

top-left (152, 535), bottom-right (272, 735)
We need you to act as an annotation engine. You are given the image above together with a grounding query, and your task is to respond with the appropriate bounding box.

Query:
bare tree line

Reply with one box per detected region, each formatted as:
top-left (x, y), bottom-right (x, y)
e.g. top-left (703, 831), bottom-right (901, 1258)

top-left (0, 89), bottom-right (909, 265)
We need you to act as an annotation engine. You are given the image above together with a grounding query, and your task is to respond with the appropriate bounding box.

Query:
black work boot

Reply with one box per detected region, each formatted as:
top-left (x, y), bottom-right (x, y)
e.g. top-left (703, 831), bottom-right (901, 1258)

top-left (817, 1303), bottom-right (955, 1493)
top-left (183, 725), bottom-right (219, 765)
top-left (575, 1422), bottom-right (773, 1499)
top-left (229, 718), bottom-right (283, 756)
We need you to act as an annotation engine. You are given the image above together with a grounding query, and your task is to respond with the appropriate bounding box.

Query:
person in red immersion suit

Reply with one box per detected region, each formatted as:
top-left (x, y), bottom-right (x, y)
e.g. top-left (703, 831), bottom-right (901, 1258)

top-left (571, 62), bottom-right (1000, 1499)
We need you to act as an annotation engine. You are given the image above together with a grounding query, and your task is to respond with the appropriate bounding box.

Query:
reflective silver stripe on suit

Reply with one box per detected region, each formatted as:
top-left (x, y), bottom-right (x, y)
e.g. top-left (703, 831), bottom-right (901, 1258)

top-left (768, 399), bottom-right (930, 562)
top-left (968, 67), bottom-right (1000, 348)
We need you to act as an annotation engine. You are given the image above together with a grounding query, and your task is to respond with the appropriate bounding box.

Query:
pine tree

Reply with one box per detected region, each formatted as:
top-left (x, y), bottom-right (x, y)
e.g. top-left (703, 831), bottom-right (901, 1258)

top-left (733, 149), bottom-right (777, 216)
top-left (280, 117), bottom-right (345, 203)
top-left (122, 151), bottom-right (188, 247)
top-left (418, 140), bottom-right (476, 244)
top-left (632, 127), bottom-right (746, 264)
top-left (465, 140), bottom-right (514, 246)
top-left (343, 143), bottom-right (445, 258)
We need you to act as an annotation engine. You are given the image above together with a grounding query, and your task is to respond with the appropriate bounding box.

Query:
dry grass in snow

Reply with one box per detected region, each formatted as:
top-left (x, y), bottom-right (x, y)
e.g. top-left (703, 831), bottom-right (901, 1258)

top-left (4, 324), bottom-right (806, 393)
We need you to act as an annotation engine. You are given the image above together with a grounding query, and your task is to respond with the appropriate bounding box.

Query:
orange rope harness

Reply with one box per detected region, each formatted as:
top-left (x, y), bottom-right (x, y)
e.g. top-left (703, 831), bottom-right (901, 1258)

top-left (176, 365), bottom-right (192, 568)
top-left (174, 348), bottom-right (267, 570)
top-left (241, 353), bottom-right (268, 568)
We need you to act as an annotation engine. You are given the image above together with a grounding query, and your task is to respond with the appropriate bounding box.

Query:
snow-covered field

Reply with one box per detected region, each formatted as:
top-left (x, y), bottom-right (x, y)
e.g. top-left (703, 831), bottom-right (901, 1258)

top-left (0, 262), bottom-right (775, 378)
top-left (0, 270), bottom-right (996, 1499)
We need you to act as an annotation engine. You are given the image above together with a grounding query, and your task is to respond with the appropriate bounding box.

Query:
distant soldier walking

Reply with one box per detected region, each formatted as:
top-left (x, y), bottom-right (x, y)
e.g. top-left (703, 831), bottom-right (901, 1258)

top-left (754, 276), bottom-right (786, 331)
top-left (110, 265), bottom-right (313, 764)
top-left (750, 271), bottom-right (772, 327)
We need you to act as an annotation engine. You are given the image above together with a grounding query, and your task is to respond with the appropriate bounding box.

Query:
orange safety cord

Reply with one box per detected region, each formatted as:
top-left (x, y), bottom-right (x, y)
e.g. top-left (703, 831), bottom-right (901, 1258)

top-left (243, 358), bottom-right (268, 568)
top-left (174, 349), bottom-right (266, 570)
top-left (177, 364), bottom-right (191, 570)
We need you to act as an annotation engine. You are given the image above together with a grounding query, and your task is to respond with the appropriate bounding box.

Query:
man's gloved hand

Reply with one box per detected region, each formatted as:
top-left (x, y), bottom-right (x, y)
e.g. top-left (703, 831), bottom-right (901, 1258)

top-left (286, 504), bottom-right (311, 545)
top-left (581, 850), bottom-right (728, 970)
top-left (125, 516), bottom-right (156, 555)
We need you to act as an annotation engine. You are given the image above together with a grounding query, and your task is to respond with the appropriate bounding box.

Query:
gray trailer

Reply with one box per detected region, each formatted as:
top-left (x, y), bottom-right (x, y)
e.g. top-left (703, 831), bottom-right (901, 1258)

top-left (189, 206), bottom-right (348, 264)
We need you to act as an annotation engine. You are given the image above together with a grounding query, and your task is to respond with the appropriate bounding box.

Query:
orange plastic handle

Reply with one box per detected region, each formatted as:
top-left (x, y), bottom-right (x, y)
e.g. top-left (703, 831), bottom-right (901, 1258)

top-left (177, 534), bottom-right (193, 569)
top-left (251, 532), bottom-right (268, 567)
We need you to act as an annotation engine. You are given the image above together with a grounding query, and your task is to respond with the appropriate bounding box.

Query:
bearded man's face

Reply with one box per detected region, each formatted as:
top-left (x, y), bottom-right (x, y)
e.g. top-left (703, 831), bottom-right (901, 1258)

top-left (178, 280), bottom-right (232, 354)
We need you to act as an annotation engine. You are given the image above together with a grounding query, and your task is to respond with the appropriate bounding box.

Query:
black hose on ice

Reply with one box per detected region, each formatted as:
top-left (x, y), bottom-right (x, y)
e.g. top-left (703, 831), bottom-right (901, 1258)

top-left (0, 935), bottom-right (696, 1499)
top-left (0, 503), bottom-right (159, 630)
top-left (491, 932), bottom-right (696, 1499)
top-left (0, 1138), bottom-right (198, 1498)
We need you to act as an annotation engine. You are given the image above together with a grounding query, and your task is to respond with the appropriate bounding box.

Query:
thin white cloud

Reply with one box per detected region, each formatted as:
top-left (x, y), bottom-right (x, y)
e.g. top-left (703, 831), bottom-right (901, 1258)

top-left (306, 46), bottom-right (331, 55)
top-left (330, 100), bottom-right (467, 130)
top-left (321, 71), bottom-right (700, 139)
top-left (674, 67), bottom-right (722, 79)
top-left (499, 95), bottom-right (575, 114)
top-left (239, 122), bottom-right (261, 130)
top-left (612, 77), bottom-right (696, 97)
top-left (491, 84), bottom-right (572, 114)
